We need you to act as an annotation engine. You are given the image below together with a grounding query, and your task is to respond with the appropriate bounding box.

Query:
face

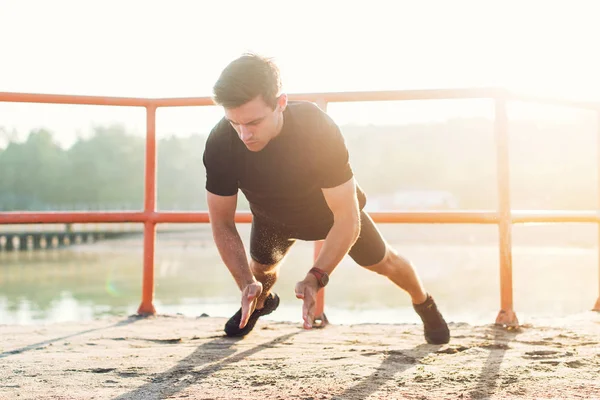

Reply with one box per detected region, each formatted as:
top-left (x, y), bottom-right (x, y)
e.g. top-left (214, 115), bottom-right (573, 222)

top-left (224, 94), bottom-right (287, 152)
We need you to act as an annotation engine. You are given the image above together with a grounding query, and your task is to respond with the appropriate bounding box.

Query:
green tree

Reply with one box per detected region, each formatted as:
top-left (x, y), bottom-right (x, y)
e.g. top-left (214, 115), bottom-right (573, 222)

top-left (157, 133), bottom-right (207, 210)
top-left (65, 125), bottom-right (145, 209)
top-left (0, 129), bottom-right (67, 210)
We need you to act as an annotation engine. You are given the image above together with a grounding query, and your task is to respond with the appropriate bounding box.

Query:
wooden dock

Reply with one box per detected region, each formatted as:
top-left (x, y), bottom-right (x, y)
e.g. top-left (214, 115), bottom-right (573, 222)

top-left (0, 229), bottom-right (135, 252)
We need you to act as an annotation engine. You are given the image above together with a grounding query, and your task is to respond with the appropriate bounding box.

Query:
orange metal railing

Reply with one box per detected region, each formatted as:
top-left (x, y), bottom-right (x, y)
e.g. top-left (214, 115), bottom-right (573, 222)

top-left (1, 88), bottom-right (599, 327)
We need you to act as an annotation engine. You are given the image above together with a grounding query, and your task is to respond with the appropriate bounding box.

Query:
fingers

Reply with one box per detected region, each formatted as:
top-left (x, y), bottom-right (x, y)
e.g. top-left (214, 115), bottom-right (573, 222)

top-left (302, 292), bottom-right (315, 329)
top-left (240, 295), bottom-right (254, 329)
top-left (295, 281), bottom-right (316, 329)
top-left (240, 283), bottom-right (262, 329)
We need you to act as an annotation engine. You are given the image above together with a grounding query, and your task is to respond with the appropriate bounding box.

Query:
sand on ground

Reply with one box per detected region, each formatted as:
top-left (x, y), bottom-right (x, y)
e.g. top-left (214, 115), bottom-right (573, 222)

top-left (1, 313), bottom-right (600, 400)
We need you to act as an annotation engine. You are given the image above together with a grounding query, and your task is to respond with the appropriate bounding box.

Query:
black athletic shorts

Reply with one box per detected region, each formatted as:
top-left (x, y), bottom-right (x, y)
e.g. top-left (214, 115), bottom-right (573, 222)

top-left (250, 210), bottom-right (387, 267)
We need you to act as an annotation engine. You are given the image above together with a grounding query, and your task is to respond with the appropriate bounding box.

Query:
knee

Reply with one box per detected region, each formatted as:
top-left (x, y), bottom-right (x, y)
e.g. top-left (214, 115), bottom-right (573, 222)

top-left (363, 249), bottom-right (393, 276)
top-left (250, 259), bottom-right (279, 275)
top-left (362, 248), bottom-right (411, 277)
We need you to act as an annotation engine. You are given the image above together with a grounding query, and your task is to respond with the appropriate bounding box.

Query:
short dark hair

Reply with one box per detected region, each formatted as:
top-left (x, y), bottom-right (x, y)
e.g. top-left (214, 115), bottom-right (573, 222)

top-left (212, 53), bottom-right (281, 109)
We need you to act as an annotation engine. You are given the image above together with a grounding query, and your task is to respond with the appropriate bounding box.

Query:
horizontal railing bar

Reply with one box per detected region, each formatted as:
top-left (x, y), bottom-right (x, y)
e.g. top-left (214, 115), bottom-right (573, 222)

top-left (506, 92), bottom-right (600, 111)
top-left (150, 97), bottom-right (216, 107)
top-left (0, 92), bottom-right (151, 107)
top-left (510, 210), bottom-right (600, 223)
top-left (2, 210), bottom-right (600, 225)
top-left (290, 88), bottom-right (504, 103)
top-left (0, 212), bottom-right (148, 224)
top-left (2, 89), bottom-right (598, 111)
top-left (369, 211), bottom-right (499, 224)
top-left (370, 210), bottom-right (600, 223)
top-left (151, 88), bottom-right (504, 107)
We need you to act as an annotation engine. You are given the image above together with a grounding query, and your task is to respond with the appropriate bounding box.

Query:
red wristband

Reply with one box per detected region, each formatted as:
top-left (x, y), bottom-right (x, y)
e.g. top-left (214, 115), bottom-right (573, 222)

top-left (309, 267), bottom-right (329, 288)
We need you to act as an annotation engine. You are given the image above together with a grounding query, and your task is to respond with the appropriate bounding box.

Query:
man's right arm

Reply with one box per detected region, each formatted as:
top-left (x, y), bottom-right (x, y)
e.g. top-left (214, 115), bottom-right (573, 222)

top-left (206, 192), bottom-right (256, 290)
top-left (204, 124), bottom-right (263, 328)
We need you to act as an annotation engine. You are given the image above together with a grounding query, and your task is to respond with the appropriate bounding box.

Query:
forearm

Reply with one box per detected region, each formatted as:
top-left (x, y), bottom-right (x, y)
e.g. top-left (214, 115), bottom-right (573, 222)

top-left (211, 222), bottom-right (256, 290)
top-left (312, 215), bottom-right (360, 275)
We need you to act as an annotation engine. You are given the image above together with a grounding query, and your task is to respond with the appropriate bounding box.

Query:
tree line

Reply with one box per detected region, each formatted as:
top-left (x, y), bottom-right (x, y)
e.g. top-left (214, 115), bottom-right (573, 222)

top-left (0, 125), bottom-right (206, 211)
top-left (0, 118), bottom-right (597, 212)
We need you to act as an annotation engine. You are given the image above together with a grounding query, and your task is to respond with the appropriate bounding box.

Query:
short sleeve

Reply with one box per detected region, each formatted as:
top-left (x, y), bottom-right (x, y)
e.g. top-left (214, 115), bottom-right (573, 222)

top-left (313, 109), bottom-right (354, 188)
top-left (203, 124), bottom-right (239, 196)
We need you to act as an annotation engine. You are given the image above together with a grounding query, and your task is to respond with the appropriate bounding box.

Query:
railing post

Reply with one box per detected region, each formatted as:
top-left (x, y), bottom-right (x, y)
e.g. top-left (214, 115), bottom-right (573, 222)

top-left (313, 98), bottom-right (329, 327)
top-left (494, 95), bottom-right (519, 326)
top-left (138, 104), bottom-right (157, 316)
top-left (595, 110), bottom-right (600, 312)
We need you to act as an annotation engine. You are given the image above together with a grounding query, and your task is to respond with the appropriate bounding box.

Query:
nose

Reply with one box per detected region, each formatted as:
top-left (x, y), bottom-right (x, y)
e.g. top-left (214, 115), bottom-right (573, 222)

top-left (239, 125), bottom-right (253, 142)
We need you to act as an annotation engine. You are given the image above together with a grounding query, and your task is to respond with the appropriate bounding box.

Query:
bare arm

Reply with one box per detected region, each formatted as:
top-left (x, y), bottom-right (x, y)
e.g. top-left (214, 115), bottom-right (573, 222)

top-left (311, 177), bottom-right (361, 275)
top-left (207, 192), bottom-right (256, 290)
top-left (295, 177), bottom-right (360, 328)
top-left (207, 192), bottom-right (262, 329)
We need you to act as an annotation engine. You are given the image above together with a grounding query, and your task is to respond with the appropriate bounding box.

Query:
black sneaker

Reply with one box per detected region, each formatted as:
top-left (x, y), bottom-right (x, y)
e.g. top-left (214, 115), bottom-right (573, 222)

top-left (224, 293), bottom-right (280, 337)
top-left (413, 294), bottom-right (450, 344)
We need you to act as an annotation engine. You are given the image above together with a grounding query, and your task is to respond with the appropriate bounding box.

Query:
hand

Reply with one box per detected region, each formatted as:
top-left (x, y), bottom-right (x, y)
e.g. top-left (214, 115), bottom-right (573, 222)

top-left (240, 281), bottom-right (263, 329)
top-left (295, 275), bottom-right (320, 329)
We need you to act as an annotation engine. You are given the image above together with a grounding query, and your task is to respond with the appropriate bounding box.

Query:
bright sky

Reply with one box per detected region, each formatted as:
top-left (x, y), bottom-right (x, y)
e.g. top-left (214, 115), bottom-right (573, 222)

top-left (1, 0), bottom-right (599, 147)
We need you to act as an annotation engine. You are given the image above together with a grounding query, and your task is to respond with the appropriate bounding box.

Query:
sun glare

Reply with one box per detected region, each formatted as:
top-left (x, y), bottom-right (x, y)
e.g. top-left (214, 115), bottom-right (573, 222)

top-left (0, 0), bottom-right (598, 145)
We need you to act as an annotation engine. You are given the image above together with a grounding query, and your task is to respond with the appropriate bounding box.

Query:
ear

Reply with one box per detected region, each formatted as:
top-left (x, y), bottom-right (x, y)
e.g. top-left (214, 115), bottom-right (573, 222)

top-left (277, 93), bottom-right (288, 112)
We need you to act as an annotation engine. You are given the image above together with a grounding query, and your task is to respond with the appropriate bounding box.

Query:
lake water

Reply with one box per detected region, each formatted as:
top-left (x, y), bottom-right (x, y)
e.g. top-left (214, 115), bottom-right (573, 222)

top-left (1, 224), bottom-right (599, 327)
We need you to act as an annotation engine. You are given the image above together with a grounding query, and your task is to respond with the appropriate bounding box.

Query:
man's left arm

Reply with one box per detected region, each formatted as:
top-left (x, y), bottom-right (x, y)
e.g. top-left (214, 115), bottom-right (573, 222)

top-left (295, 176), bottom-right (361, 328)
top-left (313, 177), bottom-right (361, 274)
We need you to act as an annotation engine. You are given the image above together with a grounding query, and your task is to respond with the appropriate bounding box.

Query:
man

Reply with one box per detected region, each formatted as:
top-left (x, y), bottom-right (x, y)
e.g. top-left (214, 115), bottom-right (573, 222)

top-left (203, 53), bottom-right (450, 344)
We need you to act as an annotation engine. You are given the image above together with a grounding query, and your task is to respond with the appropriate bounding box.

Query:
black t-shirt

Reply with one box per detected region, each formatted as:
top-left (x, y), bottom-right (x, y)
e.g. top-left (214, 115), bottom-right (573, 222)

top-left (203, 101), bottom-right (366, 228)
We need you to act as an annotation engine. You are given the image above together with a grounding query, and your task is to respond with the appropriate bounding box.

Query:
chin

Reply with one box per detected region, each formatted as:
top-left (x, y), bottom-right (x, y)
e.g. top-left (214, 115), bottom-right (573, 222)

top-left (245, 142), bottom-right (266, 152)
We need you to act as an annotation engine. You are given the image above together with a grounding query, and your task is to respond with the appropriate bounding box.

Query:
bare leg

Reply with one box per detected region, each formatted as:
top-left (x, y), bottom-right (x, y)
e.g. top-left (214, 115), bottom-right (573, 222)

top-left (357, 245), bottom-right (450, 344)
top-left (294, 246), bottom-right (431, 330)
top-left (362, 246), bottom-right (428, 304)
top-left (250, 259), bottom-right (282, 309)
